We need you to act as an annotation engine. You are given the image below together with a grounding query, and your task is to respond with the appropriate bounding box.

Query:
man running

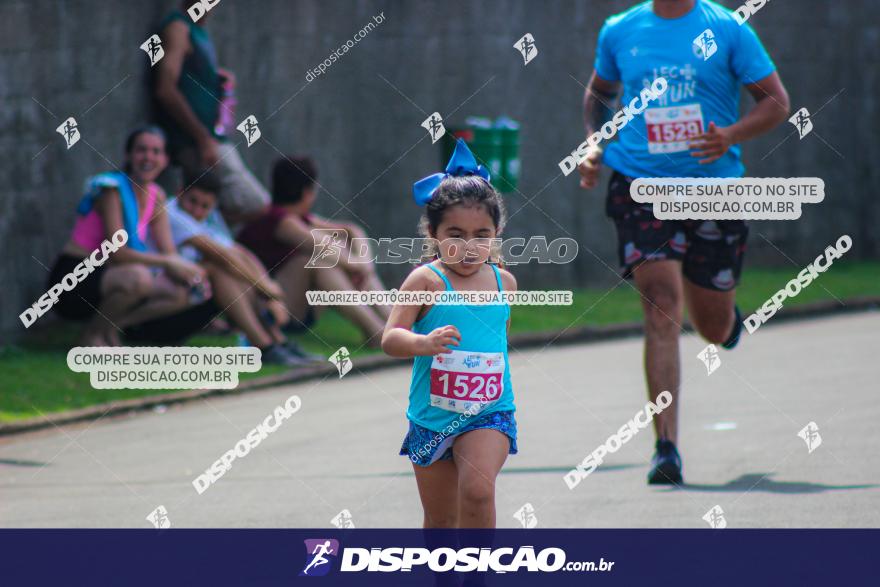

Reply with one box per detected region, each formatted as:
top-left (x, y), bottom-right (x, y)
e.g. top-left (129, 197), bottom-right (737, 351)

top-left (576, 0), bottom-right (790, 484)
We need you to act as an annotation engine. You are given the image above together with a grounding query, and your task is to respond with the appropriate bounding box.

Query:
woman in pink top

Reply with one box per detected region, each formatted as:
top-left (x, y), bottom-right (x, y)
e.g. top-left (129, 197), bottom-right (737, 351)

top-left (48, 126), bottom-right (205, 346)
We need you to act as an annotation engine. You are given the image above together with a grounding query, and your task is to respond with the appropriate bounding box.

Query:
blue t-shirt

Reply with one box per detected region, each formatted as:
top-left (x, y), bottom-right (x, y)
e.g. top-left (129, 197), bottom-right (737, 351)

top-left (594, 0), bottom-right (775, 178)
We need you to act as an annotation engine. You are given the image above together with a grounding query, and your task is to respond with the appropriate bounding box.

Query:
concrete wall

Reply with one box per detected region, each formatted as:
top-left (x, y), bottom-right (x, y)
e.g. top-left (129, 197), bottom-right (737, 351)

top-left (2, 0), bottom-right (877, 341)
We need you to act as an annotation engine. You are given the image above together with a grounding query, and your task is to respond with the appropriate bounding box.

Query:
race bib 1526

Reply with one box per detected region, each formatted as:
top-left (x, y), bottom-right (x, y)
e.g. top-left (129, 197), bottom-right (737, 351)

top-left (429, 350), bottom-right (505, 414)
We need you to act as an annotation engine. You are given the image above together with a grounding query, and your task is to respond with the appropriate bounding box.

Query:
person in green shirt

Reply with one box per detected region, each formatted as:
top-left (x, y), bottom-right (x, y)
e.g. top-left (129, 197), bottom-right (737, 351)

top-left (153, 1), bottom-right (270, 225)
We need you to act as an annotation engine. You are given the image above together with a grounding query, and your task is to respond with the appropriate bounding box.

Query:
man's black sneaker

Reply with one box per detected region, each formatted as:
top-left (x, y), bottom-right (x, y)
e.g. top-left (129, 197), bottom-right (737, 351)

top-left (721, 305), bottom-right (743, 350)
top-left (648, 439), bottom-right (683, 485)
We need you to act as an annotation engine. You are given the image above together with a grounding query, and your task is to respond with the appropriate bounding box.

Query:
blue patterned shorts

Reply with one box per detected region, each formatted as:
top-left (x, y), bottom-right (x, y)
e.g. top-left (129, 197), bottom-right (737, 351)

top-left (400, 410), bottom-right (518, 467)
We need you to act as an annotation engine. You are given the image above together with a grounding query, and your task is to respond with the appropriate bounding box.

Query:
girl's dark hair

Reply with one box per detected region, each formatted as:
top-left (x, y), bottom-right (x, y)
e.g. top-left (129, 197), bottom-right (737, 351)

top-left (123, 125), bottom-right (167, 173)
top-left (272, 156), bottom-right (318, 205)
top-left (418, 175), bottom-right (506, 262)
top-left (420, 175), bottom-right (505, 235)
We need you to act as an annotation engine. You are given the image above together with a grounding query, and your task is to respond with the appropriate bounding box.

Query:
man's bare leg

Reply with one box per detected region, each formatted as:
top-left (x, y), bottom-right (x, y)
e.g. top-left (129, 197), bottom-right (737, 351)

top-left (633, 260), bottom-right (687, 485)
top-left (684, 280), bottom-right (737, 345)
top-left (633, 260), bottom-right (684, 444)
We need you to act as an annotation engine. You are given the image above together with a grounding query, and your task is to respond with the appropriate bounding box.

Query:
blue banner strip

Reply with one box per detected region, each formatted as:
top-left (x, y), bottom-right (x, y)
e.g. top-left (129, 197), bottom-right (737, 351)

top-left (1, 529), bottom-right (875, 585)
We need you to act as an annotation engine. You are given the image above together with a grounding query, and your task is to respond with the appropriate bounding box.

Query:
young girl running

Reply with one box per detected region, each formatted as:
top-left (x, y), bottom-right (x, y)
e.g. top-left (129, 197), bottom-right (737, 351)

top-left (382, 140), bottom-right (517, 529)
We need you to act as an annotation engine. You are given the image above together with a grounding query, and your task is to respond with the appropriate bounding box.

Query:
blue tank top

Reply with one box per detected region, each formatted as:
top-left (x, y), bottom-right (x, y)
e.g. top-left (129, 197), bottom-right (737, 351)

top-left (407, 262), bottom-right (515, 432)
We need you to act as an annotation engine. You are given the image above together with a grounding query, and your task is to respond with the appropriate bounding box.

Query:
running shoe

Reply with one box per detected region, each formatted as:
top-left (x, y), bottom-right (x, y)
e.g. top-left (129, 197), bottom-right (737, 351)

top-left (261, 344), bottom-right (309, 367)
top-left (721, 305), bottom-right (743, 350)
top-left (647, 439), bottom-right (683, 485)
top-left (285, 340), bottom-right (326, 363)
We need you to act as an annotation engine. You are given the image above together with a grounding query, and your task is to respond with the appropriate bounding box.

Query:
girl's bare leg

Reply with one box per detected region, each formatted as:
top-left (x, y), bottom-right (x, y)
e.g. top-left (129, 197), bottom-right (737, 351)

top-left (412, 459), bottom-right (459, 529)
top-left (452, 429), bottom-right (510, 528)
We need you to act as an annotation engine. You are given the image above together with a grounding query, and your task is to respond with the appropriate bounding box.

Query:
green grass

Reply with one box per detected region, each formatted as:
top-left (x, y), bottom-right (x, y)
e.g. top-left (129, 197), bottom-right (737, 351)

top-left (510, 261), bottom-right (880, 334)
top-left (2, 261), bottom-right (878, 423)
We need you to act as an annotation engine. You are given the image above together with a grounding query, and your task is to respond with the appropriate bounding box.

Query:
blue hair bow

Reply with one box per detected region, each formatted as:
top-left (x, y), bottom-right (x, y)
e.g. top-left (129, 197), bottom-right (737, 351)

top-left (413, 139), bottom-right (491, 205)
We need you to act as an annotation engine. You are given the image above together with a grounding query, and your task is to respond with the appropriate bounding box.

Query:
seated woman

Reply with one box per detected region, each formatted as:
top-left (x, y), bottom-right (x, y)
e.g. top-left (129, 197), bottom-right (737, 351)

top-left (237, 156), bottom-right (390, 347)
top-left (165, 170), bottom-right (323, 366)
top-left (48, 126), bottom-right (206, 346)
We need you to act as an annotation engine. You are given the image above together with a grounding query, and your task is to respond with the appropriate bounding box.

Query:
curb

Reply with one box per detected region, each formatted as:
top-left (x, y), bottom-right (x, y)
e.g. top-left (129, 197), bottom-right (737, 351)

top-left (2, 297), bottom-right (877, 437)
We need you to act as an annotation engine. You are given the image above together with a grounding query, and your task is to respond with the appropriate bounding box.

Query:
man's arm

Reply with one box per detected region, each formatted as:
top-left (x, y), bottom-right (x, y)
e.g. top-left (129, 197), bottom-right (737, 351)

top-left (577, 72), bottom-right (621, 189)
top-left (690, 71), bottom-right (790, 164)
top-left (584, 72), bottom-right (621, 138)
top-left (154, 20), bottom-right (220, 166)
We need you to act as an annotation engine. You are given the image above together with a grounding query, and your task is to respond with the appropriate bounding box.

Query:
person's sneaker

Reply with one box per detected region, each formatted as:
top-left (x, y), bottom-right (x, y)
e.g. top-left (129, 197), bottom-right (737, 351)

top-left (284, 340), bottom-right (325, 363)
top-left (721, 305), bottom-right (743, 350)
top-left (260, 344), bottom-right (309, 367)
top-left (648, 439), bottom-right (683, 485)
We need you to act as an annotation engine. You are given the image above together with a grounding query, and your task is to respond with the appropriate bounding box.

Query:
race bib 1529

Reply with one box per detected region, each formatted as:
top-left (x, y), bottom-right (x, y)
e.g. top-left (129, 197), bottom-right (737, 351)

top-left (645, 103), bottom-right (704, 154)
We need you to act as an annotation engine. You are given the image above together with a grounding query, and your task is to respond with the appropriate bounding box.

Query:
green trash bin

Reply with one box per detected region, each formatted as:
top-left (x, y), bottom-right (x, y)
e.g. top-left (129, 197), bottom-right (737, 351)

top-left (495, 116), bottom-right (520, 193)
top-left (440, 116), bottom-right (520, 194)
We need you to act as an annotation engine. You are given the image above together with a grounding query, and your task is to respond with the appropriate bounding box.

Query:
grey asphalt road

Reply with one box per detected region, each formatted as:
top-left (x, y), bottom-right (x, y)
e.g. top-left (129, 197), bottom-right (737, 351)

top-left (1, 312), bottom-right (878, 528)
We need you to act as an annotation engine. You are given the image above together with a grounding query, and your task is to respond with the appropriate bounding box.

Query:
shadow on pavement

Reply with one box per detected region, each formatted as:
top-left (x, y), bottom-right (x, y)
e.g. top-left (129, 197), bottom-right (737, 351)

top-left (340, 464), bottom-right (642, 479)
top-left (675, 473), bottom-right (879, 494)
top-left (0, 458), bottom-right (48, 467)
top-left (501, 464), bottom-right (641, 476)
